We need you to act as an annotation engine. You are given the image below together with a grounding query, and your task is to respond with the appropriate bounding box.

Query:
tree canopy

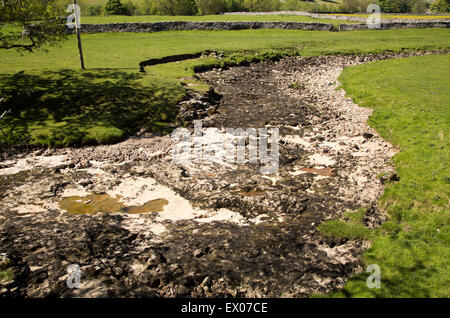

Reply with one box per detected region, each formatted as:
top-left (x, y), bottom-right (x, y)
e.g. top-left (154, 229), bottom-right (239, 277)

top-left (431, 0), bottom-right (450, 12)
top-left (0, 0), bottom-right (67, 52)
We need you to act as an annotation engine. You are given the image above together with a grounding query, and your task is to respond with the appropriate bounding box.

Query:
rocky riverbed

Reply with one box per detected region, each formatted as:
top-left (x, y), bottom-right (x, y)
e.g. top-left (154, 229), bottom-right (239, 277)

top-left (0, 52), bottom-right (428, 298)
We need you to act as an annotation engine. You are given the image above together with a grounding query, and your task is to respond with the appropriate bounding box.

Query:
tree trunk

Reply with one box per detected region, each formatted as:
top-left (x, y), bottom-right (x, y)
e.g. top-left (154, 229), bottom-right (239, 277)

top-left (73, 0), bottom-right (85, 70)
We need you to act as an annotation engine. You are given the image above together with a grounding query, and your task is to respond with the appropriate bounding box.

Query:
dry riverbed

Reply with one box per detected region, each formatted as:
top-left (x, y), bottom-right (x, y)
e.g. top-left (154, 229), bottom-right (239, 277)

top-left (1, 52), bottom-right (425, 297)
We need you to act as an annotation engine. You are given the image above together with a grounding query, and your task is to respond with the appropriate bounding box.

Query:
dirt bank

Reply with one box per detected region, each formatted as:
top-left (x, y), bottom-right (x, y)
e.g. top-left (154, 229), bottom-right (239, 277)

top-left (1, 52), bottom-right (430, 297)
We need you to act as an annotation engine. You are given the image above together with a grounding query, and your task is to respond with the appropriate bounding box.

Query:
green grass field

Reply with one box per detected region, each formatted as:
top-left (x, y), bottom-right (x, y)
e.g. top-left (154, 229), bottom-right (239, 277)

top-left (1, 28), bottom-right (449, 146)
top-left (2, 29), bottom-right (449, 72)
top-left (80, 14), bottom-right (356, 26)
top-left (320, 54), bottom-right (449, 297)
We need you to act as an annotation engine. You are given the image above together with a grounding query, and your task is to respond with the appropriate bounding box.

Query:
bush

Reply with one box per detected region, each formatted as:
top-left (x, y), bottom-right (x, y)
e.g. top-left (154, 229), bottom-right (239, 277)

top-left (379, 0), bottom-right (429, 13)
top-left (242, 0), bottom-right (280, 12)
top-left (195, 0), bottom-right (226, 14)
top-left (339, 0), bottom-right (428, 13)
top-left (378, 0), bottom-right (407, 12)
top-left (87, 5), bottom-right (102, 16)
top-left (123, 0), bottom-right (139, 15)
top-left (278, 0), bottom-right (336, 12)
top-left (104, 0), bottom-right (126, 15)
top-left (224, 0), bottom-right (247, 11)
top-left (140, 0), bottom-right (153, 14)
top-left (340, 0), bottom-right (371, 13)
top-left (279, 0), bottom-right (300, 11)
top-left (150, 0), bottom-right (198, 15)
top-left (411, 0), bottom-right (427, 12)
top-left (431, 0), bottom-right (450, 12)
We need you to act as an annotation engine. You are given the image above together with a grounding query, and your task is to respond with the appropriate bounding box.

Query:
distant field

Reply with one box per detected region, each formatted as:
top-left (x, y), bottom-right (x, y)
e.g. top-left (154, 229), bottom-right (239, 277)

top-left (2, 28), bottom-right (449, 73)
top-left (80, 14), bottom-right (356, 26)
top-left (330, 13), bottom-right (450, 20)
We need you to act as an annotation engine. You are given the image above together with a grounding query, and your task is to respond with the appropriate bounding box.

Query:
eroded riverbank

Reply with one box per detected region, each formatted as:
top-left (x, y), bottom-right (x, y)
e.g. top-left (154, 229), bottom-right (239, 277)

top-left (1, 52), bottom-right (429, 297)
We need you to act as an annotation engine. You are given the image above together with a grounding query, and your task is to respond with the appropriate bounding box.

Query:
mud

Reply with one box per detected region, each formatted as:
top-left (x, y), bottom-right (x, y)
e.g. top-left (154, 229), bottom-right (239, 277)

top-left (0, 52), bottom-right (430, 298)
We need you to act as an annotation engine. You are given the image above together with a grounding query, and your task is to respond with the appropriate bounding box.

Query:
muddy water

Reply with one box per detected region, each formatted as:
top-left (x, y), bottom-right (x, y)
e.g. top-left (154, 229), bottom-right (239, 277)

top-left (59, 194), bottom-right (168, 215)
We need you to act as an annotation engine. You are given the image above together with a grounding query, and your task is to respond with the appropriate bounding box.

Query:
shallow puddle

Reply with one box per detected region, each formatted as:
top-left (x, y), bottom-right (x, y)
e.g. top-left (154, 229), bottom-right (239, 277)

top-left (121, 199), bottom-right (168, 214)
top-left (59, 194), bottom-right (168, 215)
top-left (300, 167), bottom-right (334, 177)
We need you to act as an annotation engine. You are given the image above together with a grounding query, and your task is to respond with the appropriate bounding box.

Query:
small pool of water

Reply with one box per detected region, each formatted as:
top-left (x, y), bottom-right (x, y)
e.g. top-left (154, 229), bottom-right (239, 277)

top-left (59, 194), bottom-right (168, 215)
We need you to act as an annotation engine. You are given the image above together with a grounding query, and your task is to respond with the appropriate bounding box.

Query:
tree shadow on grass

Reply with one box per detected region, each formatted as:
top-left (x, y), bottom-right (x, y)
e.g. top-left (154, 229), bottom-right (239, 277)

top-left (0, 69), bottom-right (185, 147)
top-left (336, 239), bottom-right (439, 298)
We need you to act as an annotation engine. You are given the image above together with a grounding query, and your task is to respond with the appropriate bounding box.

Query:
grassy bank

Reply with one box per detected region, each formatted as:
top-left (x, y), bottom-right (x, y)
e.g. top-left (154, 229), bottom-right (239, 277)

top-left (319, 54), bottom-right (449, 297)
top-left (0, 70), bottom-right (184, 146)
top-left (0, 28), bottom-right (449, 146)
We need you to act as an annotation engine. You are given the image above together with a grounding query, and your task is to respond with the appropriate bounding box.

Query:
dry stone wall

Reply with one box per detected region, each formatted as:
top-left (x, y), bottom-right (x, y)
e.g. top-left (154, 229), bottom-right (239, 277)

top-left (68, 21), bottom-right (334, 34)
top-left (65, 20), bottom-right (450, 34)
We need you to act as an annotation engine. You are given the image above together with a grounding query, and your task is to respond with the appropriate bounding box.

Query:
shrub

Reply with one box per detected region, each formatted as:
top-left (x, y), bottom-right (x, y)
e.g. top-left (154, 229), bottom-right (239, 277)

top-left (195, 0), bottom-right (226, 14)
top-left (87, 5), bottom-right (102, 16)
top-left (280, 0), bottom-right (297, 11)
top-left (242, 0), bottom-right (280, 12)
top-left (123, 0), bottom-right (139, 15)
top-left (379, 0), bottom-right (429, 13)
top-left (150, 0), bottom-right (198, 15)
top-left (340, 0), bottom-right (371, 13)
top-left (104, 0), bottom-right (126, 15)
top-left (431, 0), bottom-right (450, 12)
top-left (411, 0), bottom-right (427, 13)
top-left (378, 0), bottom-right (409, 12)
top-left (339, 0), bottom-right (428, 13)
top-left (224, 0), bottom-right (247, 11)
top-left (140, 0), bottom-right (153, 14)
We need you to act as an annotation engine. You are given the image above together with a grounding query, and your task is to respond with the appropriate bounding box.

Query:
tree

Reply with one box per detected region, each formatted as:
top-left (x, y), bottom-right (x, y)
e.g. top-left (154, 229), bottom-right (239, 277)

top-left (242, 0), bottom-right (280, 11)
top-left (123, 0), bottom-right (139, 15)
top-left (149, 0), bottom-right (197, 15)
top-left (378, 0), bottom-right (409, 12)
top-left (377, 0), bottom-right (428, 13)
top-left (140, 0), bottom-right (153, 14)
top-left (340, 0), bottom-right (362, 13)
top-left (410, 0), bottom-right (427, 13)
top-left (194, 0), bottom-right (226, 14)
top-left (224, 0), bottom-right (246, 11)
top-left (0, 0), bottom-right (67, 52)
top-left (104, 0), bottom-right (126, 15)
top-left (88, 5), bottom-right (102, 16)
top-left (431, 0), bottom-right (450, 12)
